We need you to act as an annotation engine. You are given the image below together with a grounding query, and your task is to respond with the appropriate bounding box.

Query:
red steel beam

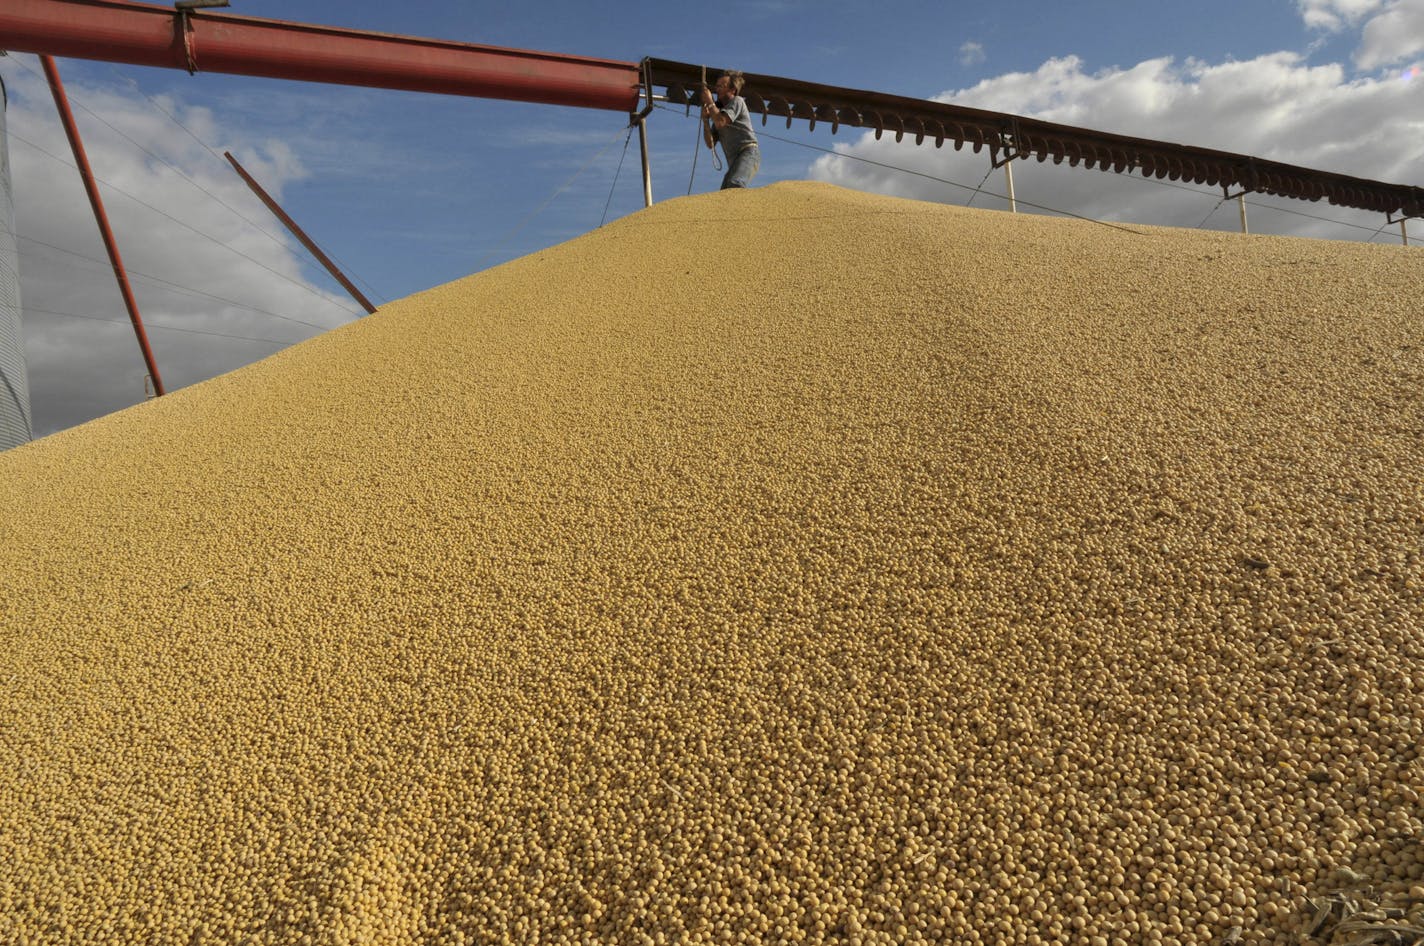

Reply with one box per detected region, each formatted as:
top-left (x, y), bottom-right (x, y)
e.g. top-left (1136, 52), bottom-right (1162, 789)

top-left (224, 151), bottom-right (377, 316)
top-left (0, 0), bottom-right (642, 112)
top-left (41, 53), bottom-right (165, 396)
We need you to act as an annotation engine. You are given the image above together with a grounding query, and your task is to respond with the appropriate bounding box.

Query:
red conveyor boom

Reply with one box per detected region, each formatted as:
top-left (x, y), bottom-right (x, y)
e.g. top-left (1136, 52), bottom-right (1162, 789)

top-left (0, 0), bottom-right (642, 112)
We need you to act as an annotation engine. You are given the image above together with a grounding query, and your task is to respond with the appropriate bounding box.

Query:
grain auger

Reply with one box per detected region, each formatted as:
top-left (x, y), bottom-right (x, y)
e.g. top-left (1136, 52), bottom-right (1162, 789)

top-left (0, 1), bottom-right (1415, 231)
top-left (643, 55), bottom-right (1421, 236)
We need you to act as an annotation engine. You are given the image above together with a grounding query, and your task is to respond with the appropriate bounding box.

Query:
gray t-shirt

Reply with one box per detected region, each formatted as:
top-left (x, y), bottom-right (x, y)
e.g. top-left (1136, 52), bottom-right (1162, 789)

top-left (715, 96), bottom-right (758, 158)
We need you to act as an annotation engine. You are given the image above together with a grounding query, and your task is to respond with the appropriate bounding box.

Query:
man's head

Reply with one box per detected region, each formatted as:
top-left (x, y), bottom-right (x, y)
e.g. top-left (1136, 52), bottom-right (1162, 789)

top-left (715, 71), bottom-right (745, 100)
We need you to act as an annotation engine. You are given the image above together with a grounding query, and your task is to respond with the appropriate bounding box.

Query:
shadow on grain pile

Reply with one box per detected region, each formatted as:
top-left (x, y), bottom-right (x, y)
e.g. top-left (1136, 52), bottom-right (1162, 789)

top-left (2, 181), bottom-right (1422, 945)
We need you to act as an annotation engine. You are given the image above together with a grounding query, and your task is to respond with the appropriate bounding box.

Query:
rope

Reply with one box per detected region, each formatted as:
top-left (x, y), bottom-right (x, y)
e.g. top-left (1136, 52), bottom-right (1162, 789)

top-left (688, 114), bottom-right (701, 196)
top-left (473, 122), bottom-right (633, 272)
top-left (686, 88), bottom-right (723, 193)
top-left (652, 102), bottom-right (1410, 243)
top-left (1364, 221), bottom-right (1395, 243)
top-left (963, 166), bottom-right (996, 208)
top-left (27, 304), bottom-right (303, 346)
top-left (1195, 198), bottom-right (1228, 229)
top-left (747, 122), bottom-right (1146, 236)
top-left (601, 126), bottom-right (634, 227)
top-left (689, 66), bottom-right (705, 195)
top-left (7, 228), bottom-right (356, 329)
top-left (18, 54), bottom-right (388, 304)
top-left (702, 65), bottom-right (724, 175)
top-left (659, 103), bottom-right (1128, 229)
top-left (7, 129), bottom-right (366, 309)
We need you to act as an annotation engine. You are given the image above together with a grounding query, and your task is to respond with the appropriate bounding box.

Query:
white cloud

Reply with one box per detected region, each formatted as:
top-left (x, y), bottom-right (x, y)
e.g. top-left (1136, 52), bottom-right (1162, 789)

top-left (1354, 0), bottom-right (1424, 67)
top-left (1298, 0), bottom-right (1385, 31)
top-left (1298, 0), bottom-right (1424, 68)
top-left (959, 42), bottom-right (986, 68)
top-left (0, 58), bottom-right (357, 438)
top-left (733, 0), bottom-right (803, 19)
top-left (807, 52), bottom-right (1421, 242)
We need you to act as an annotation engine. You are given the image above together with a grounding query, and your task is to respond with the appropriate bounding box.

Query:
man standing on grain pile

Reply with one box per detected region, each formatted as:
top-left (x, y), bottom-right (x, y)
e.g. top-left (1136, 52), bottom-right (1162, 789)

top-left (701, 71), bottom-right (760, 189)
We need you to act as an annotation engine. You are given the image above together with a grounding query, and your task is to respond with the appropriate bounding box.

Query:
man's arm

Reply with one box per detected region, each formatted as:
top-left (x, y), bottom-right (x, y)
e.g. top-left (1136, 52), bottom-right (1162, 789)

top-left (701, 103), bottom-right (724, 148)
top-left (700, 88), bottom-right (730, 148)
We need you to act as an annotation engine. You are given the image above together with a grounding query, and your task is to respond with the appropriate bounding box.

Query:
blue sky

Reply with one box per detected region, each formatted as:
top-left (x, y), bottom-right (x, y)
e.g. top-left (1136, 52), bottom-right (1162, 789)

top-left (1, 0), bottom-right (1421, 436)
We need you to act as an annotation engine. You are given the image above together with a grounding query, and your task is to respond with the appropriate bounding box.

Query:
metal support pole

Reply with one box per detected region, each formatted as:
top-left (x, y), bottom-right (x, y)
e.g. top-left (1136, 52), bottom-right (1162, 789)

top-left (1004, 159), bottom-right (1016, 214)
top-left (637, 116), bottom-right (652, 208)
top-left (41, 54), bottom-right (165, 396)
top-left (1238, 194), bottom-right (1248, 234)
top-left (1386, 213), bottom-right (1415, 246)
top-left (223, 151), bottom-right (376, 314)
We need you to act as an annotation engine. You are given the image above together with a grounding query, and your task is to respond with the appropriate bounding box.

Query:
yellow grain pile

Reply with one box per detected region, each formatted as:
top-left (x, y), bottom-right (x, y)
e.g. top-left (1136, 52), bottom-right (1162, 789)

top-left (1, 181), bottom-right (1422, 945)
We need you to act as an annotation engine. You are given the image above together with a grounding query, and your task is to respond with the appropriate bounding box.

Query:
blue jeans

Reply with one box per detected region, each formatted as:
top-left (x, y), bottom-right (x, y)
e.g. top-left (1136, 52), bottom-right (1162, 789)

top-left (721, 145), bottom-right (760, 189)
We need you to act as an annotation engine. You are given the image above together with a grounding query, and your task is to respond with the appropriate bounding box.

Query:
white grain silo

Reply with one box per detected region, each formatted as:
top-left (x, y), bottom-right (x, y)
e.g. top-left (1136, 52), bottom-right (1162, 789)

top-left (0, 74), bottom-right (32, 450)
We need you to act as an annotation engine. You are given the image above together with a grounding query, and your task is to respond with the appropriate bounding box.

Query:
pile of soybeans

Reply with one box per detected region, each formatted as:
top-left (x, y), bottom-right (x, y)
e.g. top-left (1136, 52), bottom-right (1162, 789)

top-left (1, 182), bottom-right (1421, 945)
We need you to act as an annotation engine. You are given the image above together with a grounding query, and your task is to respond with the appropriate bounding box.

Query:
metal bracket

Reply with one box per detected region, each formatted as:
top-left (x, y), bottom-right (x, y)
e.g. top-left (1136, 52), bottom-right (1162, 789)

top-left (990, 149), bottom-right (1021, 169)
top-left (990, 123), bottom-right (1026, 167)
top-left (634, 57), bottom-right (655, 121)
top-left (1224, 158), bottom-right (1260, 201)
top-left (1388, 210), bottom-right (1416, 246)
top-left (175, 9), bottom-right (196, 73)
top-left (174, 1), bottom-right (230, 74)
